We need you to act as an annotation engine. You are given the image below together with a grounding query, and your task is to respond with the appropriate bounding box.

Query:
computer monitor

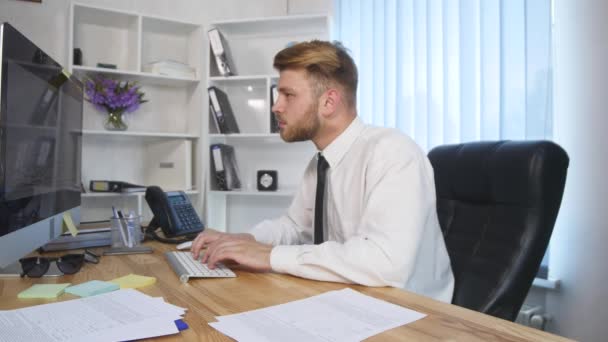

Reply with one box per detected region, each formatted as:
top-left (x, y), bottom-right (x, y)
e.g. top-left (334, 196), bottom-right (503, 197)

top-left (0, 23), bottom-right (83, 275)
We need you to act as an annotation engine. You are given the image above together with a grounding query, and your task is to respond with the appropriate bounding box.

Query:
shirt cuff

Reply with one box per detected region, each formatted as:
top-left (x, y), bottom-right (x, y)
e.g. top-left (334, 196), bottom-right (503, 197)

top-left (249, 220), bottom-right (275, 244)
top-left (270, 245), bottom-right (301, 273)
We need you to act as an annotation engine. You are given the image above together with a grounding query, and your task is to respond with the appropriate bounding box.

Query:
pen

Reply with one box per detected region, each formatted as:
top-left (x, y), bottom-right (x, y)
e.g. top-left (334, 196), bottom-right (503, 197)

top-left (128, 211), bottom-right (138, 245)
top-left (113, 207), bottom-right (129, 247)
top-left (124, 211), bottom-right (136, 248)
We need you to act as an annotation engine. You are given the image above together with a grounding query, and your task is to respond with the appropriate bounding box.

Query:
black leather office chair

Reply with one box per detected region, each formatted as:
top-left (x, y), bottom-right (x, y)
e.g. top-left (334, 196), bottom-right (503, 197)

top-left (428, 140), bottom-right (569, 321)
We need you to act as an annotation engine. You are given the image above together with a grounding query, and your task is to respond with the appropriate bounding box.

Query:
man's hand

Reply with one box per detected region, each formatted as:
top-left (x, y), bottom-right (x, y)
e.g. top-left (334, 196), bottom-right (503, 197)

top-left (190, 228), bottom-right (255, 259)
top-left (203, 239), bottom-right (273, 272)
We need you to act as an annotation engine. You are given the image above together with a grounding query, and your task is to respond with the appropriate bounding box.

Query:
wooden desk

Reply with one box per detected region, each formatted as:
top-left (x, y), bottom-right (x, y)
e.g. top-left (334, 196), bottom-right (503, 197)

top-left (0, 241), bottom-right (571, 341)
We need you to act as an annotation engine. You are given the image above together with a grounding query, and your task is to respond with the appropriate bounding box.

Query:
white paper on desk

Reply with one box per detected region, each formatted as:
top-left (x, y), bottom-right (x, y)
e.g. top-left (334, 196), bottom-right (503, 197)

top-left (80, 316), bottom-right (179, 342)
top-left (0, 310), bottom-right (57, 342)
top-left (152, 296), bottom-right (188, 312)
top-left (0, 289), bottom-right (184, 342)
top-left (211, 311), bottom-right (328, 342)
top-left (212, 288), bottom-right (426, 342)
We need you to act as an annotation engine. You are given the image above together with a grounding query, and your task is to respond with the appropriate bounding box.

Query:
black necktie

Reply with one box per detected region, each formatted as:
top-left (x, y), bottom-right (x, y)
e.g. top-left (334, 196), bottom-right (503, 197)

top-left (314, 153), bottom-right (329, 244)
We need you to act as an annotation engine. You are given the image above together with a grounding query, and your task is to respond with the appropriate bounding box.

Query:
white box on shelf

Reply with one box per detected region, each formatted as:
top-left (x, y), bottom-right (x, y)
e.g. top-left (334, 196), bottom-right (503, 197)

top-left (142, 60), bottom-right (196, 79)
top-left (145, 139), bottom-right (192, 191)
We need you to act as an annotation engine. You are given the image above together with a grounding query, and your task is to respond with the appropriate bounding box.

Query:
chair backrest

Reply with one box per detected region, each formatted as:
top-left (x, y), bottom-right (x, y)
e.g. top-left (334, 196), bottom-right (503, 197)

top-left (427, 140), bottom-right (569, 321)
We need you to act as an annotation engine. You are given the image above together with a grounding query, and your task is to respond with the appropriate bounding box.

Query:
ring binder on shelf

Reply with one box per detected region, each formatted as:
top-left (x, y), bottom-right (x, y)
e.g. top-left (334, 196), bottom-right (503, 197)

top-left (208, 86), bottom-right (240, 134)
top-left (89, 180), bottom-right (146, 193)
top-left (207, 28), bottom-right (235, 77)
top-left (210, 144), bottom-right (241, 191)
top-left (270, 84), bottom-right (279, 133)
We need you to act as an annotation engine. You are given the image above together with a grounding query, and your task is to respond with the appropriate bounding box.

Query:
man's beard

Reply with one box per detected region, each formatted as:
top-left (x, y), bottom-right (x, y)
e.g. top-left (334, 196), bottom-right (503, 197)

top-left (279, 101), bottom-right (320, 142)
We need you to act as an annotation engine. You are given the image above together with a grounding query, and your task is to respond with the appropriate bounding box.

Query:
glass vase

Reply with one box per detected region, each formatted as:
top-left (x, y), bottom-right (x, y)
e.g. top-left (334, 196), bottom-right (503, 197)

top-left (104, 111), bottom-right (128, 131)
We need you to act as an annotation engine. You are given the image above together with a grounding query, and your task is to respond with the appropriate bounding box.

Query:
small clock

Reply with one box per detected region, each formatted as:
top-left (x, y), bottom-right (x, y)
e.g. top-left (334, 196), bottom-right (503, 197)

top-left (257, 170), bottom-right (278, 191)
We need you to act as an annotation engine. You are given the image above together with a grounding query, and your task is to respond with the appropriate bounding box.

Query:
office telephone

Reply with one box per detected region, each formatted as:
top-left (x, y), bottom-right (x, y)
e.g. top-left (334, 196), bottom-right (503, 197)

top-left (144, 186), bottom-right (204, 243)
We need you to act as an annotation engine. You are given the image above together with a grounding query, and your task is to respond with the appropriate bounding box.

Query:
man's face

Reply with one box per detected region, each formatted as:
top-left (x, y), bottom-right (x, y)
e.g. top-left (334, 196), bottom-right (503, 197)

top-left (272, 69), bottom-right (321, 142)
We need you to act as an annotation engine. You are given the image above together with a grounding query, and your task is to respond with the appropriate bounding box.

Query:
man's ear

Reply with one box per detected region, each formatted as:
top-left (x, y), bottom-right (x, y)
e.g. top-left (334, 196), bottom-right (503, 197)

top-left (319, 88), bottom-right (341, 117)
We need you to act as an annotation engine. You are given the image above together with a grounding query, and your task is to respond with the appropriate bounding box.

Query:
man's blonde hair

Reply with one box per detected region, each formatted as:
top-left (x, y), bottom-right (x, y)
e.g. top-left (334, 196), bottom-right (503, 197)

top-left (273, 40), bottom-right (358, 109)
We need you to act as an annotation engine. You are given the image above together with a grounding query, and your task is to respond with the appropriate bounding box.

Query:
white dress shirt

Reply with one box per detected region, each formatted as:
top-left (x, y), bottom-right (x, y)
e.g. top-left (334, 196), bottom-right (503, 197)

top-left (249, 117), bottom-right (454, 302)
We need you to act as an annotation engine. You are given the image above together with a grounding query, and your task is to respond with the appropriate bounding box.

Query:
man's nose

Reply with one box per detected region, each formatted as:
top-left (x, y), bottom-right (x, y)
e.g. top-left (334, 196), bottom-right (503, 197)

top-left (271, 100), bottom-right (282, 114)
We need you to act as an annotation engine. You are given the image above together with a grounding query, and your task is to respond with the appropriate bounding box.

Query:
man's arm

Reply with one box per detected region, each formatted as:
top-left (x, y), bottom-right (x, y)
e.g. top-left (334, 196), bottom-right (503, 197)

top-left (197, 171), bottom-right (316, 270)
top-left (192, 158), bottom-right (316, 261)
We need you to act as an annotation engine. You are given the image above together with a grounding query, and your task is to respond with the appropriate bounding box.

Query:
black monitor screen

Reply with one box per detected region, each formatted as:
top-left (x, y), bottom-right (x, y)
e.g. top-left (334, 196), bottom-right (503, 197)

top-left (0, 23), bottom-right (83, 239)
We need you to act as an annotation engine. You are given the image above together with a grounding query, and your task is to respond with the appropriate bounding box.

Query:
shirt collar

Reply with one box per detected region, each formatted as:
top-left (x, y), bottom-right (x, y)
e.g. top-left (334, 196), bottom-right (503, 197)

top-left (319, 117), bottom-right (365, 168)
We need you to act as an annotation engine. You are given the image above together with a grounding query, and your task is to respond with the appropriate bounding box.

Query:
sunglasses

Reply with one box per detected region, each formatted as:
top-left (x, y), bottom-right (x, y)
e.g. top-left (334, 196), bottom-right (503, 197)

top-left (19, 250), bottom-right (99, 278)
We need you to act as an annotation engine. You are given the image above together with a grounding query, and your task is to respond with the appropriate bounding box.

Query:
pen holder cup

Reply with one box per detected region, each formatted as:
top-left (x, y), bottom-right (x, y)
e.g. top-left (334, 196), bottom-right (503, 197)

top-left (110, 215), bottom-right (143, 248)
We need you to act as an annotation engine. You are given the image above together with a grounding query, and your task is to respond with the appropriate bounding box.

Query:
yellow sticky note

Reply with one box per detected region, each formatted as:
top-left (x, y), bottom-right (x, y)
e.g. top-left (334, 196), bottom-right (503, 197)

top-left (110, 273), bottom-right (156, 289)
top-left (18, 283), bottom-right (71, 299)
top-left (62, 212), bottom-right (79, 237)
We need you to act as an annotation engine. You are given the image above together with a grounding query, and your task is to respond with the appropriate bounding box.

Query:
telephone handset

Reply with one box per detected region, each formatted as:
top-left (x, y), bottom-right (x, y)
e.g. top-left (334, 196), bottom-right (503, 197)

top-left (145, 186), bottom-right (204, 243)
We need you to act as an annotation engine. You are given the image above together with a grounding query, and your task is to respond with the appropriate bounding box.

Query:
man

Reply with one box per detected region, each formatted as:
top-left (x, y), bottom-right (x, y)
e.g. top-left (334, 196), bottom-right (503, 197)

top-left (192, 40), bottom-right (454, 302)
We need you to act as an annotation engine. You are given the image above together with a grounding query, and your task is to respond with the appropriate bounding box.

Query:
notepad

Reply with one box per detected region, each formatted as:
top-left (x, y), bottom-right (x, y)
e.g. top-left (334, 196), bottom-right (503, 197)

top-left (18, 283), bottom-right (71, 299)
top-left (65, 280), bottom-right (119, 297)
top-left (110, 273), bottom-right (156, 289)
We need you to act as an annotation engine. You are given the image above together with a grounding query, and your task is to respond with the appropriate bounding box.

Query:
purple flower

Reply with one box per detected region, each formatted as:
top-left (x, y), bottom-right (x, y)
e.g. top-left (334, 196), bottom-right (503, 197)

top-left (84, 76), bottom-right (148, 114)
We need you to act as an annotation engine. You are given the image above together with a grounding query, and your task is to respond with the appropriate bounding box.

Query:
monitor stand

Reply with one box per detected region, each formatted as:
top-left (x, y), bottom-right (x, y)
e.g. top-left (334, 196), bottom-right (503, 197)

top-left (0, 261), bottom-right (63, 277)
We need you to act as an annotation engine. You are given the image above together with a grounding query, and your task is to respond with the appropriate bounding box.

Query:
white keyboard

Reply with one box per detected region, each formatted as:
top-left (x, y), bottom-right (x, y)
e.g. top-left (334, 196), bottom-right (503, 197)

top-left (165, 251), bottom-right (236, 283)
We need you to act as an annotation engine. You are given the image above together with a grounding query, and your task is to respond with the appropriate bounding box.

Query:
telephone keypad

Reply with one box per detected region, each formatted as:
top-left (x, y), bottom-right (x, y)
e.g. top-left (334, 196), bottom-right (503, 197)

top-left (170, 196), bottom-right (203, 232)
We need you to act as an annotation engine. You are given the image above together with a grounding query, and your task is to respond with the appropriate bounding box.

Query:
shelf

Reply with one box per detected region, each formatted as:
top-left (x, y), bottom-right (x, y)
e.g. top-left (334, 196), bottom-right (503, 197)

top-left (211, 14), bottom-right (328, 36)
top-left (207, 134), bottom-right (315, 149)
top-left (205, 14), bottom-right (329, 233)
top-left (142, 15), bottom-right (200, 34)
top-left (209, 75), bottom-right (277, 82)
top-left (141, 16), bottom-right (201, 80)
top-left (71, 66), bottom-right (199, 86)
top-left (83, 190), bottom-right (199, 198)
top-left (72, 3), bottom-right (139, 71)
top-left (209, 189), bottom-right (295, 197)
top-left (208, 15), bottom-right (330, 76)
top-left (73, 2), bottom-right (138, 18)
top-left (71, 2), bottom-right (203, 223)
top-left (82, 130), bottom-right (198, 139)
top-left (209, 133), bottom-right (280, 139)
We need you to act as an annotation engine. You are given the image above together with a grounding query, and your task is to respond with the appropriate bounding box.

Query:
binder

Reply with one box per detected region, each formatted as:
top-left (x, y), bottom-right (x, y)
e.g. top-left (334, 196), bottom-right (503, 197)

top-left (270, 84), bottom-right (279, 133)
top-left (208, 86), bottom-right (240, 134)
top-left (210, 144), bottom-right (241, 191)
top-left (89, 180), bottom-right (146, 193)
top-left (207, 28), bottom-right (235, 76)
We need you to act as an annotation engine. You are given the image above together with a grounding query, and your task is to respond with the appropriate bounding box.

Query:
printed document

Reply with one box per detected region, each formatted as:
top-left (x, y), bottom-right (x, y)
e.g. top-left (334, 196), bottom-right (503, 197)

top-left (209, 288), bottom-right (426, 342)
top-left (0, 289), bottom-right (184, 342)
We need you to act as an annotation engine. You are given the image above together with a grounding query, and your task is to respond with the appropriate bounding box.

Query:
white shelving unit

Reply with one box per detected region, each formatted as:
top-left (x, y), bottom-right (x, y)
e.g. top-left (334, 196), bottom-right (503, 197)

top-left (68, 2), bottom-right (204, 223)
top-left (205, 14), bottom-right (329, 233)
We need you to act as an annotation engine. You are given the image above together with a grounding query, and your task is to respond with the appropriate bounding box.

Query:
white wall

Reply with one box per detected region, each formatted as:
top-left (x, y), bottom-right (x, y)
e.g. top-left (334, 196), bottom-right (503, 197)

top-left (0, 0), bottom-right (72, 64)
top-left (549, 0), bottom-right (608, 341)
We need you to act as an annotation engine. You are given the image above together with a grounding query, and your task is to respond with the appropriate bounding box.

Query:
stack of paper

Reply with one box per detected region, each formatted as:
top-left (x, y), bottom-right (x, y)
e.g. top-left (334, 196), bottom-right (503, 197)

top-left (0, 289), bottom-right (186, 341)
top-left (209, 288), bottom-right (426, 341)
top-left (143, 60), bottom-right (196, 79)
